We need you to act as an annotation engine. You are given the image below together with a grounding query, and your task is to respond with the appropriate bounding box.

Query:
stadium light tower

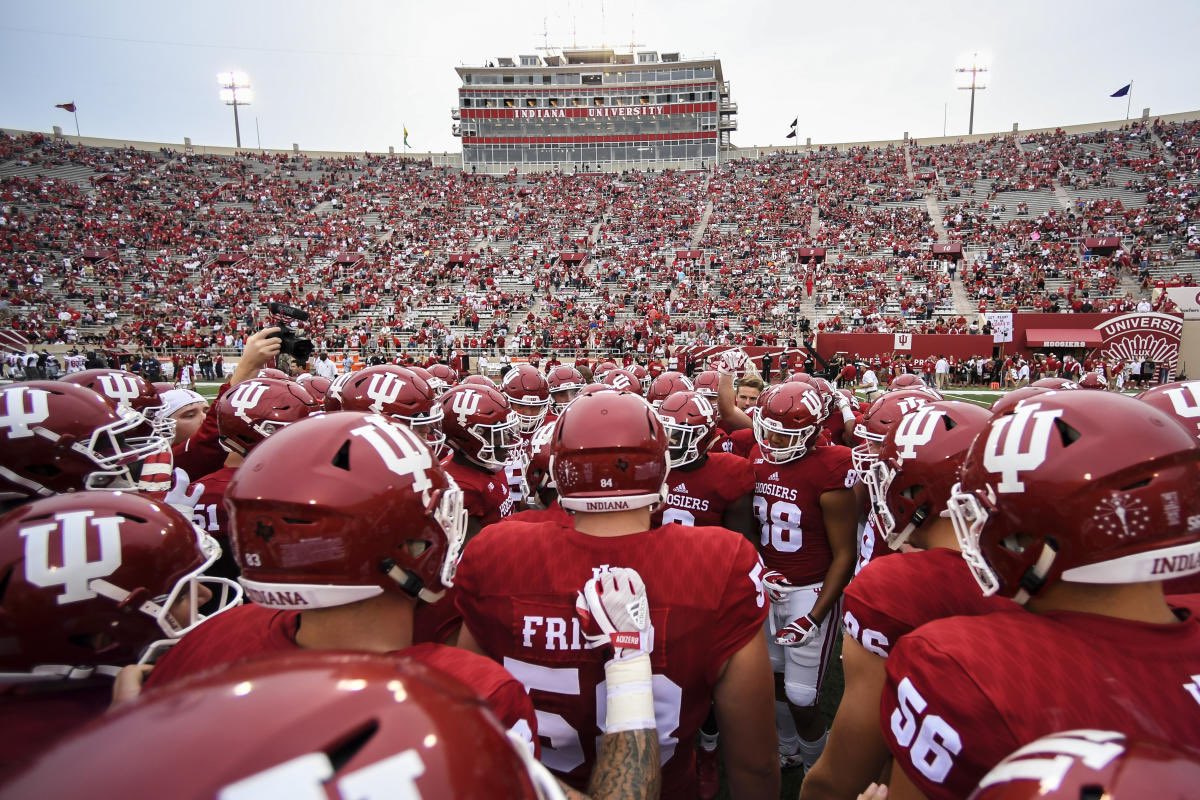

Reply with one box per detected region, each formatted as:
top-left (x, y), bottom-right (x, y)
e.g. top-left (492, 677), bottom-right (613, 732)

top-left (217, 71), bottom-right (253, 148)
top-left (955, 53), bottom-right (989, 135)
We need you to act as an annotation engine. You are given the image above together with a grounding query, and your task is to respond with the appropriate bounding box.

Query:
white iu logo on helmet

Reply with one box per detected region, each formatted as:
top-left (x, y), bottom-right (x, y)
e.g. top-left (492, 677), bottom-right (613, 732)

top-left (96, 373), bottom-right (142, 410)
top-left (982, 403), bottom-right (1064, 493)
top-left (365, 372), bottom-right (406, 413)
top-left (20, 509), bottom-right (124, 605)
top-left (975, 730), bottom-right (1124, 793)
top-left (0, 386), bottom-right (51, 439)
top-left (610, 373), bottom-right (632, 390)
top-left (449, 388), bottom-right (482, 428)
top-left (895, 396), bottom-right (929, 416)
top-left (349, 416), bottom-right (434, 496)
top-left (227, 380), bottom-right (271, 421)
top-left (892, 406), bottom-right (945, 462)
top-left (1163, 382), bottom-right (1200, 421)
top-left (799, 388), bottom-right (823, 418)
top-left (693, 394), bottom-right (716, 421)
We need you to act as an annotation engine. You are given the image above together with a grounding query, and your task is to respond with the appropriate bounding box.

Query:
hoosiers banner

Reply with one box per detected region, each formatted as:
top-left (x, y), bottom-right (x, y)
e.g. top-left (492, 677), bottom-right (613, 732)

top-left (893, 332), bottom-right (913, 351)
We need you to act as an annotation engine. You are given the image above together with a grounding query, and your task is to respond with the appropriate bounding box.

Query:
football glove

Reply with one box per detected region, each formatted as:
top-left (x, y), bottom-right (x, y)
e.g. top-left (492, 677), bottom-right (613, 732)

top-left (762, 569), bottom-right (801, 604)
top-left (776, 614), bottom-right (821, 647)
top-left (576, 566), bottom-right (654, 658)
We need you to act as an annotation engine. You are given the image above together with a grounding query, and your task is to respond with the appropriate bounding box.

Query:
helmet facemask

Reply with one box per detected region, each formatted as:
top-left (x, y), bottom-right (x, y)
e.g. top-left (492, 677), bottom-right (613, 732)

top-left (753, 414), bottom-right (816, 464)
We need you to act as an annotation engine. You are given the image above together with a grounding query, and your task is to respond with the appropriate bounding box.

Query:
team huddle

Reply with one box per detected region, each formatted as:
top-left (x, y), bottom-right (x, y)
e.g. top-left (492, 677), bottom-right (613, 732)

top-left (0, 327), bottom-right (1198, 799)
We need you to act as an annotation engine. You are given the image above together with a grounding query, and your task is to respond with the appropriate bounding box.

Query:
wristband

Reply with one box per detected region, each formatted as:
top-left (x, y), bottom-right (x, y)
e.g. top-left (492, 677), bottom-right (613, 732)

top-left (602, 652), bottom-right (655, 733)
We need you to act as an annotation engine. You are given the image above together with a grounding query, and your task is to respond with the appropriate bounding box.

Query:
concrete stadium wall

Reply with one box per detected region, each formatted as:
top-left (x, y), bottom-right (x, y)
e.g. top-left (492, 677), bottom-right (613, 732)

top-left (727, 109), bottom-right (1200, 158)
top-left (6, 108), bottom-right (1197, 167)
top-left (0, 127), bottom-right (462, 167)
top-left (1180, 320), bottom-right (1200, 379)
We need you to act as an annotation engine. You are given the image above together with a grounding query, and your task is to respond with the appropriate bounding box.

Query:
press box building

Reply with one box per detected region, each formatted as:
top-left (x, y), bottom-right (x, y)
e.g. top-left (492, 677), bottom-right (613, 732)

top-left (452, 48), bottom-right (736, 173)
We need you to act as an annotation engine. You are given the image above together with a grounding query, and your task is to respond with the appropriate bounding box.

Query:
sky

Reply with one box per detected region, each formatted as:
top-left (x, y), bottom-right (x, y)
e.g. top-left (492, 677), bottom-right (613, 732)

top-left (1, 0), bottom-right (1198, 154)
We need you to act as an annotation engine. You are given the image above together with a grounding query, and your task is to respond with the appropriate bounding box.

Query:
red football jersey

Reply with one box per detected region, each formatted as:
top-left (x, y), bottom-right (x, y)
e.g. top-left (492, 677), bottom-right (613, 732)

top-left (882, 608), bottom-right (1200, 799)
top-left (843, 547), bottom-right (1017, 657)
top-left (142, 604), bottom-right (536, 743)
top-left (191, 464), bottom-right (239, 579)
top-left (653, 452), bottom-right (754, 529)
top-left (444, 459), bottom-right (514, 525)
top-left (753, 444), bottom-right (856, 584)
top-left (455, 520), bottom-right (768, 799)
top-left (0, 681), bottom-right (111, 781)
top-left (507, 503), bottom-right (573, 525)
top-left (728, 427), bottom-right (756, 458)
top-left (191, 464), bottom-right (235, 542)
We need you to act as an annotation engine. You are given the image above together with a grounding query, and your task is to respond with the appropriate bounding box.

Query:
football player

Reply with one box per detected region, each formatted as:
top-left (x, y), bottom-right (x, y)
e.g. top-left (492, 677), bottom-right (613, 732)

top-left (454, 390), bottom-right (779, 799)
top-left (192, 377), bottom-right (319, 580)
top-left (0, 491), bottom-right (240, 778)
top-left (140, 412), bottom-right (540, 746)
top-left (749, 378), bottom-right (858, 773)
top-left (801, 401), bottom-right (1016, 800)
top-left (438, 382), bottom-right (519, 539)
top-left (881, 391), bottom-right (1200, 799)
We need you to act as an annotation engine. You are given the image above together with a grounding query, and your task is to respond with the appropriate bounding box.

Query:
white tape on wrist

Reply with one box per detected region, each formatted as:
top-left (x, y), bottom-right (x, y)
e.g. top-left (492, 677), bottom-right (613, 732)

top-left (602, 651), bottom-right (655, 733)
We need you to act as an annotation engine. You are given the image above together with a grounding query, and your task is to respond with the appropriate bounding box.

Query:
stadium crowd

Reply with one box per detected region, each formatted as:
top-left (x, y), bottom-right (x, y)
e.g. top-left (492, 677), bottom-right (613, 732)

top-left (2, 118), bottom-right (1197, 367)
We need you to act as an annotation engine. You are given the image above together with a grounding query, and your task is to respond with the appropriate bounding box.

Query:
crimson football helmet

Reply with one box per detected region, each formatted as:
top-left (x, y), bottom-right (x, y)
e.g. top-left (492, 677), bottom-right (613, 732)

top-left (646, 371), bottom-right (695, 408)
top-left (888, 373), bottom-right (928, 391)
top-left (630, 363), bottom-right (651, 392)
top-left (970, 730), bottom-right (1200, 800)
top-left (785, 371), bottom-right (813, 383)
top-left (500, 363), bottom-right (552, 434)
top-left (948, 391), bottom-right (1200, 603)
top-left (658, 390), bottom-right (720, 468)
top-left (601, 367), bottom-right (644, 397)
top-left (62, 368), bottom-right (173, 441)
top-left (851, 388), bottom-right (939, 476)
top-left (808, 376), bottom-right (839, 419)
top-left (551, 391), bottom-right (669, 513)
top-left (546, 365), bottom-right (586, 413)
top-left (0, 381), bottom-right (168, 502)
top-left (227, 413), bottom-right (466, 606)
top-left (1138, 380), bottom-right (1200, 440)
top-left (0, 652), bottom-right (564, 800)
top-left (0, 492), bottom-right (241, 679)
top-left (217, 378), bottom-right (319, 456)
top-left (254, 367), bottom-right (292, 381)
top-left (693, 370), bottom-right (720, 400)
top-left (1078, 371), bottom-right (1108, 390)
top-left (425, 363), bottom-right (459, 396)
top-left (593, 360), bottom-right (618, 380)
top-left (867, 401), bottom-right (991, 548)
top-left (461, 374), bottom-right (496, 388)
top-left (753, 382), bottom-right (826, 464)
top-left (989, 385), bottom-right (1054, 416)
top-left (296, 374), bottom-right (331, 404)
top-left (323, 372), bottom-right (356, 412)
top-left (1030, 377), bottom-right (1080, 390)
top-left (438, 384), bottom-right (520, 470)
top-left (337, 365), bottom-right (445, 456)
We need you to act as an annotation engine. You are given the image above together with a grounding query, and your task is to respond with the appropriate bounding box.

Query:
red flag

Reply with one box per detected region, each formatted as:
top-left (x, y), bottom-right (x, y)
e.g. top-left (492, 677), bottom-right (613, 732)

top-left (55, 102), bottom-right (76, 113)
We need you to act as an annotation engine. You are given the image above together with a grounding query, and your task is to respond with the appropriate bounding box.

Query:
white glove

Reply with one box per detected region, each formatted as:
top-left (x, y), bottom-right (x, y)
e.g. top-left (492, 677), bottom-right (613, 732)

top-left (166, 468), bottom-right (206, 516)
top-left (762, 569), bottom-right (801, 605)
top-left (576, 566), bottom-right (654, 658)
top-left (577, 567), bottom-right (656, 734)
top-left (716, 348), bottom-right (749, 376)
top-left (776, 614), bottom-right (821, 647)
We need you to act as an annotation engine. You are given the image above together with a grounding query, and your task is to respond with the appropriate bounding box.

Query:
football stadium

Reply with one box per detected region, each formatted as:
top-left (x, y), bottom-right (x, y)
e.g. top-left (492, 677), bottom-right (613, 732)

top-left (2, 2), bottom-right (1199, 799)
